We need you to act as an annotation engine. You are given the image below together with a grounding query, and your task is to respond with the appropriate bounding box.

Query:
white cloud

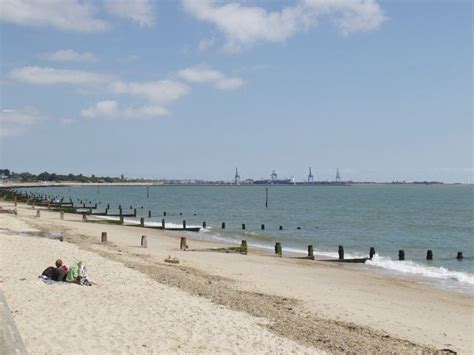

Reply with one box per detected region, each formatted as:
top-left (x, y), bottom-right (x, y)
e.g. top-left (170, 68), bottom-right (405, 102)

top-left (8, 66), bottom-right (114, 86)
top-left (197, 37), bottom-right (215, 51)
top-left (59, 117), bottom-right (76, 125)
top-left (39, 49), bottom-right (97, 63)
top-left (104, 0), bottom-right (155, 27)
top-left (177, 65), bottom-right (243, 90)
top-left (0, 0), bottom-right (107, 32)
top-left (110, 80), bottom-right (190, 104)
top-left (304, 0), bottom-right (386, 34)
top-left (0, 107), bottom-right (43, 137)
top-left (81, 100), bottom-right (168, 120)
top-left (182, 0), bottom-right (386, 51)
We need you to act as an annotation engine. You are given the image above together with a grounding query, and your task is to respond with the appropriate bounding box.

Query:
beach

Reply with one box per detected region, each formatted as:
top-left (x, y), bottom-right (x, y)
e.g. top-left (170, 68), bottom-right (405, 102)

top-left (1, 200), bottom-right (473, 354)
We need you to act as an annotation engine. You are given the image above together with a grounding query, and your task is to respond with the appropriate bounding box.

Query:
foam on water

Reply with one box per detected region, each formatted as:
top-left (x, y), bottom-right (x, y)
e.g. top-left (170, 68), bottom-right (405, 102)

top-left (367, 254), bottom-right (474, 287)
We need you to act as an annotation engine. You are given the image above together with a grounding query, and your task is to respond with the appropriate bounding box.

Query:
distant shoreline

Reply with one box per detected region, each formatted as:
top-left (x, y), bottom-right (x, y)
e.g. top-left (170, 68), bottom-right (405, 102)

top-left (1, 181), bottom-right (471, 188)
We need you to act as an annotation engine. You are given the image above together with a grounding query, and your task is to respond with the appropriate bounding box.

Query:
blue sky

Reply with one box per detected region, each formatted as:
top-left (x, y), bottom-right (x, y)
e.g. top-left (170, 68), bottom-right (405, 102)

top-left (0, 0), bottom-right (472, 182)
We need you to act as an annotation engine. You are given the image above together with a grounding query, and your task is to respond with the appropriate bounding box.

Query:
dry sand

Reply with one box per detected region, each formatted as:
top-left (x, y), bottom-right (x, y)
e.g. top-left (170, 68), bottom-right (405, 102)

top-left (1, 201), bottom-right (473, 354)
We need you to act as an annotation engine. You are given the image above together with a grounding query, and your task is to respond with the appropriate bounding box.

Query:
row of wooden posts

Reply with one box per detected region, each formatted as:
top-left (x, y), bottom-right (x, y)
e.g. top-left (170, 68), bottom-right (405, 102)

top-left (7, 190), bottom-right (466, 262)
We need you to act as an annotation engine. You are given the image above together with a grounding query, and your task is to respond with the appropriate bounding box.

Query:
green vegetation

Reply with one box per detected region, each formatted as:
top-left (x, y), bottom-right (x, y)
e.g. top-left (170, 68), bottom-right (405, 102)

top-left (1, 170), bottom-right (150, 183)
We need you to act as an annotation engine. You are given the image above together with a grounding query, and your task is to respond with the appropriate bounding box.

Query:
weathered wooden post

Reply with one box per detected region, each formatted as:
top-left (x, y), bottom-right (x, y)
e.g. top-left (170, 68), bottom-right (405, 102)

top-left (36, 210), bottom-right (40, 217)
top-left (60, 211), bottom-right (64, 220)
top-left (399, 250), bottom-right (405, 261)
top-left (338, 245), bottom-right (344, 260)
top-left (14, 198), bottom-right (17, 207)
top-left (133, 208), bottom-right (137, 217)
top-left (141, 235), bottom-right (147, 248)
top-left (82, 213), bottom-right (87, 222)
top-left (180, 237), bottom-right (187, 250)
top-left (101, 232), bottom-right (107, 243)
top-left (369, 247), bottom-right (376, 259)
top-left (242, 223), bottom-right (246, 230)
top-left (161, 219), bottom-right (165, 229)
top-left (183, 220), bottom-right (186, 229)
top-left (426, 250), bottom-right (433, 260)
top-left (308, 245), bottom-right (314, 259)
top-left (120, 216), bottom-right (124, 225)
top-left (261, 224), bottom-right (265, 230)
top-left (241, 240), bottom-right (248, 254)
top-left (202, 221), bottom-right (207, 228)
top-left (148, 210), bottom-right (151, 218)
top-left (265, 187), bottom-right (268, 208)
top-left (456, 252), bottom-right (463, 260)
top-left (275, 242), bottom-right (282, 256)
top-left (140, 217), bottom-right (145, 227)
top-left (221, 222), bottom-right (226, 229)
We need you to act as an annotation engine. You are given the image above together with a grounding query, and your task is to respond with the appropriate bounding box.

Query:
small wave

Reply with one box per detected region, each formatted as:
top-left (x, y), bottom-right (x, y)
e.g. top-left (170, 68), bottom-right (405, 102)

top-left (366, 255), bottom-right (474, 286)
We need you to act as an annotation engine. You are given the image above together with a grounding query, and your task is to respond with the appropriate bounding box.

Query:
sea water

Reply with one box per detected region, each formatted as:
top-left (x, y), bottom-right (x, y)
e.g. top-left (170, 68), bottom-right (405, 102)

top-left (17, 184), bottom-right (473, 292)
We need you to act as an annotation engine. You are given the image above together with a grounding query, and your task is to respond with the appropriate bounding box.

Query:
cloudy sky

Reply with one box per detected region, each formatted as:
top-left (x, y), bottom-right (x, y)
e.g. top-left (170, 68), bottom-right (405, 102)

top-left (0, 0), bottom-right (471, 182)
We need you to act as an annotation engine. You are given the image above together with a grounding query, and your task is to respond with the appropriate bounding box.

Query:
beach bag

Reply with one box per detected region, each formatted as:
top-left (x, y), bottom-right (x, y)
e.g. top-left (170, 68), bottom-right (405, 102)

top-left (41, 266), bottom-right (56, 279)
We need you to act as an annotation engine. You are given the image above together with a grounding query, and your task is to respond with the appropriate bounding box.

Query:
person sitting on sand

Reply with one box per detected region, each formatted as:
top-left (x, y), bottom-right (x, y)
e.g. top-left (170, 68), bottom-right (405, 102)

top-left (54, 259), bottom-right (68, 282)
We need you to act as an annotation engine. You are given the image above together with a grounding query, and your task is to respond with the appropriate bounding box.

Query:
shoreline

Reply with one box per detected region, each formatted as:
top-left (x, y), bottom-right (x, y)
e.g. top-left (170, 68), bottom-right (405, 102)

top-left (1, 199), bottom-right (473, 353)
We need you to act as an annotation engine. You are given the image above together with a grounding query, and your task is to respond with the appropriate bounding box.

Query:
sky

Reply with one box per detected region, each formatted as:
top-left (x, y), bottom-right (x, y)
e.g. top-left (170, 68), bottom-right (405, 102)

top-left (0, 0), bottom-right (472, 183)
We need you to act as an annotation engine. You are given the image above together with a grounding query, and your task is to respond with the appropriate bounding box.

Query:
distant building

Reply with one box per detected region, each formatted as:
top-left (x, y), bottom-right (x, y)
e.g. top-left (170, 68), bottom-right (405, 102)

top-left (271, 169), bottom-right (278, 183)
top-left (234, 168), bottom-right (240, 185)
top-left (308, 167), bottom-right (314, 183)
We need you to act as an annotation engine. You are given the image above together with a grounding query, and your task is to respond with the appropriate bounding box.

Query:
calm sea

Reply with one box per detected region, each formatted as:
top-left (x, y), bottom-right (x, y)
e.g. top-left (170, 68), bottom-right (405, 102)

top-left (17, 184), bottom-right (473, 292)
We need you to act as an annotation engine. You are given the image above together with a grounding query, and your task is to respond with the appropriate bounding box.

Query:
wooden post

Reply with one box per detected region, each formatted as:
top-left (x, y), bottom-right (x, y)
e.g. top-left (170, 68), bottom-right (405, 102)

top-left (338, 245), bottom-right (344, 260)
top-left (60, 211), bottom-right (64, 220)
top-left (265, 187), bottom-right (268, 208)
top-left (261, 224), bottom-right (265, 230)
top-left (36, 210), bottom-right (40, 217)
top-left (101, 232), bottom-right (107, 243)
top-left (221, 222), bottom-right (225, 229)
top-left (398, 250), bottom-right (405, 261)
top-left (456, 252), bottom-right (463, 260)
top-left (279, 225), bottom-right (283, 230)
top-left (82, 214), bottom-right (87, 222)
top-left (161, 219), bottom-right (165, 229)
top-left (183, 220), bottom-right (186, 229)
top-left (120, 216), bottom-right (124, 225)
top-left (140, 217), bottom-right (145, 227)
top-left (242, 223), bottom-right (246, 230)
top-left (369, 247), bottom-right (376, 259)
top-left (148, 210), bottom-right (151, 218)
top-left (133, 208), bottom-right (137, 217)
top-left (308, 245), bottom-right (314, 258)
top-left (180, 237), bottom-right (187, 250)
top-left (241, 240), bottom-right (248, 254)
top-left (163, 211), bottom-right (166, 216)
top-left (14, 198), bottom-right (17, 207)
top-left (426, 250), bottom-right (433, 260)
top-left (141, 235), bottom-right (147, 248)
top-left (275, 242), bottom-right (282, 256)
top-left (202, 221), bottom-right (207, 228)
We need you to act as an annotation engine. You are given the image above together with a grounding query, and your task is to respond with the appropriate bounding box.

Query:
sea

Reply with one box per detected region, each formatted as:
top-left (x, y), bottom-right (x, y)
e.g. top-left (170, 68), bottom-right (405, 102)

top-left (16, 184), bottom-right (473, 293)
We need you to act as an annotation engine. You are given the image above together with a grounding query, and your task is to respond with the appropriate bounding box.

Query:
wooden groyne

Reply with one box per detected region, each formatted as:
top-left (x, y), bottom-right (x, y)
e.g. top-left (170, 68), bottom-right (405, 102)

top-left (0, 187), bottom-right (467, 262)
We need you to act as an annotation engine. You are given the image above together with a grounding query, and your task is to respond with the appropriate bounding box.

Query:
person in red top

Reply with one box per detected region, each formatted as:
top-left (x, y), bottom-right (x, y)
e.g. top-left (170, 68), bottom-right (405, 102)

top-left (54, 259), bottom-right (68, 281)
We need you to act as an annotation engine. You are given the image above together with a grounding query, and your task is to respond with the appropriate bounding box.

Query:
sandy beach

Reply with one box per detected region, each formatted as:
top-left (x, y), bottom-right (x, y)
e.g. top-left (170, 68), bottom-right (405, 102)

top-left (1, 200), bottom-right (473, 354)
